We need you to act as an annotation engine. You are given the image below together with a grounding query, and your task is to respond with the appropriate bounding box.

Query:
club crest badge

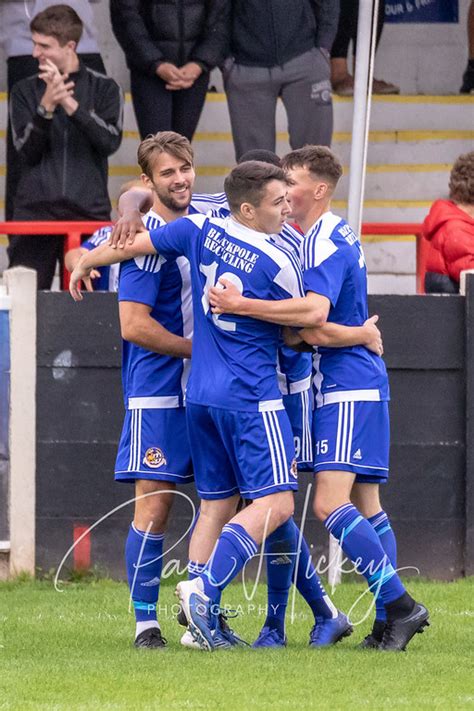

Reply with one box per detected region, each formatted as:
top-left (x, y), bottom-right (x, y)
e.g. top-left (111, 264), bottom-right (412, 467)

top-left (144, 447), bottom-right (167, 468)
top-left (290, 459), bottom-right (298, 479)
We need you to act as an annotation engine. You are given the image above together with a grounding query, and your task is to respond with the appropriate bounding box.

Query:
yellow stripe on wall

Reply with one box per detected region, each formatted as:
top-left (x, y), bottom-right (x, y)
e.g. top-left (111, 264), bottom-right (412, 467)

top-left (105, 163), bottom-right (451, 178)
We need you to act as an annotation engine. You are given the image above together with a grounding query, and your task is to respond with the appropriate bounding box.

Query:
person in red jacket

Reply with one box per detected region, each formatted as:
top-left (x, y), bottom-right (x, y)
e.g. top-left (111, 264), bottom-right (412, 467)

top-left (422, 151), bottom-right (474, 293)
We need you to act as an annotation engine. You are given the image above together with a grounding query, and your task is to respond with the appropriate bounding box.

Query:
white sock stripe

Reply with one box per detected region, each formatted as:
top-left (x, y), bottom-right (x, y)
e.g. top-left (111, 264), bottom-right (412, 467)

top-left (262, 411), bottom-right (281, 485)
top-left (222, 525), bottom-right (257, 557)
top-left (335, 403), bottom-right (343, 462)
top-left (270, 411), bottom-right (289, 483)
top-left (325, 503), bottom-right (354, 529)
top-left (222, 525), bottom-right (258, 558)
top-left (371, 513), bottom-right (388, 528)
top-left (131, 522), bottom-right (165, 540)
top-left (222, 524), bottom-right (258, 556)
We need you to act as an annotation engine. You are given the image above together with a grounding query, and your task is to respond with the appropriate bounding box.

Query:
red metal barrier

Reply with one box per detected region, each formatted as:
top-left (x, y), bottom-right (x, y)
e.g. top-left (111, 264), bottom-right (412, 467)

top-left (1, 220), bottom-right (427, 293)
top-left (0, 221), bottom-right (111, 289)
top-left (362, 223), bottom-right (425, 294)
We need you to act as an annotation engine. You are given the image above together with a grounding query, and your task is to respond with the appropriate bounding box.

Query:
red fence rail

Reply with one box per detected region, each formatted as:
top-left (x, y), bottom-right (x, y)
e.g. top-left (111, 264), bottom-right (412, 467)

top-left (0, 220), bottom-right (427, 293)
top-left (362, 222), bottom-right (425, 293)
top-left (0, 221), bottom-right (112, 289)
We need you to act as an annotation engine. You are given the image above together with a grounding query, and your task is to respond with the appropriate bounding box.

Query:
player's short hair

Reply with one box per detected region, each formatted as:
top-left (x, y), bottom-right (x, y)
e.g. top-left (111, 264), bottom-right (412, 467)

top-left (137, 131), bottom-right (194, 180)
top-left (449, 151), bottom-right (474, 205)
top-left (238, 149), bottom-right (281, 167)
top-left (282, 146), bottom-right (343, 187)
top-left (30, 4), bottom-right (83, 46)
top-left (224, 161), bottom-right (288, 213)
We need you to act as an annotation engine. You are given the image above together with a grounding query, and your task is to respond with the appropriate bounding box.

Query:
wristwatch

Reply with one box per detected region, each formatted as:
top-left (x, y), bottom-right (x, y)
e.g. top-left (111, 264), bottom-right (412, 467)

top-left (37, 104), bottom-right (54, 119)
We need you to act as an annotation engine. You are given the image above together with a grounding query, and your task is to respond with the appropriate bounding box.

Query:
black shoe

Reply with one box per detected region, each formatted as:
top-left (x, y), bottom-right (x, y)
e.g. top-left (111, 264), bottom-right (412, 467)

top-left (134, 627), bottom-right (167, 649)
top-left (359, 620), bottom-right (386, 649)
top-left (379, 603), bottom-right (429, 651)
top-left (460, 63), bottom-right (474, 93)
top-left (176, 605), bottom-right (187, 627)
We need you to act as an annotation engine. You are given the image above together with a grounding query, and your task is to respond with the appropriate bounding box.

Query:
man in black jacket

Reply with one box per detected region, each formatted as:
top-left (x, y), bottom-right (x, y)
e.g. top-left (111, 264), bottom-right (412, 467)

top-left (9, 4), bottom-right (123, 289)
top-left (224, 0), bottom-right (339, 159)
top-left (110, 0), bottom-right (228, 141)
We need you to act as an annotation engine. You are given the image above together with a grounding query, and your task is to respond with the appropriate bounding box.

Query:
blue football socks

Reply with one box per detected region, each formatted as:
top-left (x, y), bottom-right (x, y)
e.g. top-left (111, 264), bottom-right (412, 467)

top-left (200, 523), bottom-right (257, 603)
top-left (125, 523), bottom-right (164, 635)
top-left (368, 511), bottom-right (398, 622)
top-left (262, 518), bottom-right (297, 635)
top-left (292, 520), bottom-right (338, 621)
top-left (325, 504), bottom-right (406, 606)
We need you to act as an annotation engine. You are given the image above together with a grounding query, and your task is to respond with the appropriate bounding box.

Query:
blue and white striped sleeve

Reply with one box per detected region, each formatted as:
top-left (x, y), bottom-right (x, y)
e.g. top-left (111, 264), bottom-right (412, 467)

top-left (304, 233), bottom-right (347, 306)
top-left (149, 213), bottom-right (206, 261)
top-left (271, 252), bottom-right (305, 300)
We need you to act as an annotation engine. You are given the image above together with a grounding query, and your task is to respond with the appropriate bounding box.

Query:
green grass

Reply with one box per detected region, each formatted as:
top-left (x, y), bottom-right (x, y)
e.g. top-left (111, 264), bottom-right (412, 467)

top-left (0, 577), bottom-right (473, 710)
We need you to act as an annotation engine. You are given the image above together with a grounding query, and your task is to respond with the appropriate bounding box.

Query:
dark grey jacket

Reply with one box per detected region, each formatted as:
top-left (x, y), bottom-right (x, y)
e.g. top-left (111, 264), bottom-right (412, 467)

top-left (229, 0), bottom-right (339, 67)
top-left (110, 0), bottom-right (229, 75)
top-left (10, 63), bottom-right (123, 219)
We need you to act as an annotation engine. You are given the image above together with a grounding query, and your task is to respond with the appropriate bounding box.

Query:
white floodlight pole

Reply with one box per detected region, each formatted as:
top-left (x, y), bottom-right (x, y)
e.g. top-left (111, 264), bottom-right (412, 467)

top-left (328, 0), bottom-right (379, 589)
top-left (347, 0), bottom-right (379, 236)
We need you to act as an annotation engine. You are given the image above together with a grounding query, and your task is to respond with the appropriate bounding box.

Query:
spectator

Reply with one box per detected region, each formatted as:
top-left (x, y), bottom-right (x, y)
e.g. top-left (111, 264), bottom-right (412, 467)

top-left (460, 0), bottom-right (474, 94)
top-left (330, 0), bottom-right (399, 96)
top-left (1, 0), bottom-right (106, 221)
top-left (422, 152), bottom-right (474, 294)
top-left (109, 0), bottom-right (228, 141)
top-left (223, 0), bottom-right (337, 159)
top-left (8, 4), bottom-right (123, 289)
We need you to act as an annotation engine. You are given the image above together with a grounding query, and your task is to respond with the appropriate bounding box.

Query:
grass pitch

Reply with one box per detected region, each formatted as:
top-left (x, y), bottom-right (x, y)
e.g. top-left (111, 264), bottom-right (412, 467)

top-left (0, 577), bottom-right (472, 710)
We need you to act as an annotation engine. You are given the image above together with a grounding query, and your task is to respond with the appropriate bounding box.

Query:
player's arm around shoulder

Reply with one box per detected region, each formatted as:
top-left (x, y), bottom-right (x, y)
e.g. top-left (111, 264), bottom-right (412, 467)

top-left (209, 279), bottom-right (330, 328)
top-left (299, 315), bottom-right (384, 356)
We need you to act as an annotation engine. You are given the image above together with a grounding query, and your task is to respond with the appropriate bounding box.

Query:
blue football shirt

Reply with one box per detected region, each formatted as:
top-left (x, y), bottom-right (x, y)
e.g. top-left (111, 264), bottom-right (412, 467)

top-left (82, 226), bottom-right (119, 292)
top-left (118, 210), bottom-right (192, 407)
top-left (149, 214), bottom-right (304, 412)
top-left (303, 211), bottom-right (390, 408)
top-left (192, 192), bottom-right (312, 392)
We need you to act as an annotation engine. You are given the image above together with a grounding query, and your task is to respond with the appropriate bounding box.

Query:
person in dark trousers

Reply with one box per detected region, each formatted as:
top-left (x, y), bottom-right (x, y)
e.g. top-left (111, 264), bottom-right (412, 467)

top-left (110, 0), bottom-right (228, 141)
top-left (8, 4), bottom-right (123, 289)
top-left (460, 0), bottom-right (474, 93)
top-left (2, 0), bottom-right (106, 222)
top-left (330, 0), bottom-right (399, 96)
top-left (222, 0), bottom-right (338, 160)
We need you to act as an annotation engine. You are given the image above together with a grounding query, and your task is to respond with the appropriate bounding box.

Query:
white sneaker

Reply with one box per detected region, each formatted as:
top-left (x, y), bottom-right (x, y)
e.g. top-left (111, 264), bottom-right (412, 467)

top-left (180, 628), bottom-right (201, 649)
top-left (175, 579), bottom-right (214, 651)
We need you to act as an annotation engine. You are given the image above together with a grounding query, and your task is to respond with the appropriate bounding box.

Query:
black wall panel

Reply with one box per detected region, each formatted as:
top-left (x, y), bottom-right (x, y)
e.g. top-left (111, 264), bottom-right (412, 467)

top-left (35, 291), bottom-right (472, 580)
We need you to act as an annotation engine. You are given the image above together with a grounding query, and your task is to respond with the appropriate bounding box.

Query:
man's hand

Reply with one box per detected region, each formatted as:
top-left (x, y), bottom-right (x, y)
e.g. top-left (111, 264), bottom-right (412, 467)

top-left (282, 326), bottom-right (313, 352)
top-left (209, 278), bottom-right (245, 315)
top-left (156, 62), bottom-right (188, 89)
top-left (39, 59), bottom-right (75, 112)
top-left (171, 61), bottom-right (203, 89)
top-left (361, 315), bottom-right (383, 356)
top-left (109, 209), bottom-right (146, 248)
top-left (69, 255), bottom-right (97, 301)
